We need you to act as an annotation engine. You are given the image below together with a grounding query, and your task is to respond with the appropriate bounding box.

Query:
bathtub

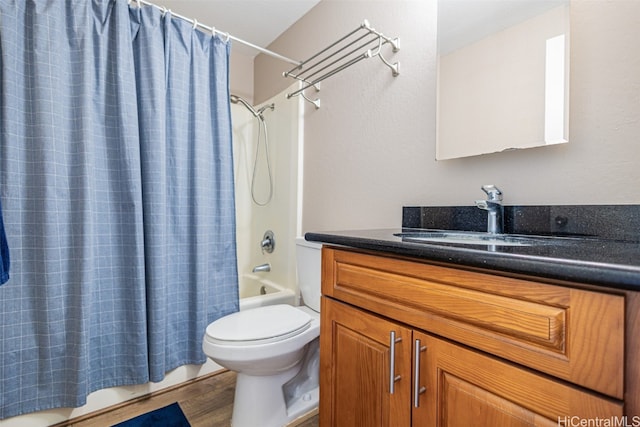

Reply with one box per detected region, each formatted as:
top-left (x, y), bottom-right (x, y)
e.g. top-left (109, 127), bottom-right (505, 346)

top-left (239, 275), bottom-right (297, 311)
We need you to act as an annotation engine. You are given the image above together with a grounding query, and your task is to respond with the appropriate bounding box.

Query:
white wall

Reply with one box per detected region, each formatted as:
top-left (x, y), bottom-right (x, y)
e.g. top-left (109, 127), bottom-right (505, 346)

top-left (255, 0), bottom-right (640, 233)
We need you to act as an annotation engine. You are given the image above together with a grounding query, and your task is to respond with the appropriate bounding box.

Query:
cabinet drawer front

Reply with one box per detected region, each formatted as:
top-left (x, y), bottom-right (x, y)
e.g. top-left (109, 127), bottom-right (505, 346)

top-left (322, 247), bottom-right (625, 399)
top-left (336, 262), bottom-right (566, 352)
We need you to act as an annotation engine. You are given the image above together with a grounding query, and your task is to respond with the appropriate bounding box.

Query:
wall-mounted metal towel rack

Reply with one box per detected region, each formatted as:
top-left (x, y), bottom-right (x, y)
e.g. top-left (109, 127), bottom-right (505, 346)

top-left (283, 20), bottom-right (400, 109)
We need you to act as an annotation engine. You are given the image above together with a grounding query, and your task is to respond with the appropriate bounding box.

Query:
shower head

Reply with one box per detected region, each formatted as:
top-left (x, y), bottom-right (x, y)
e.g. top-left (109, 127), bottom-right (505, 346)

top-left (230, 94), bottom-right (258, 116)
top-left (230, 94), bottom-right (274, 119)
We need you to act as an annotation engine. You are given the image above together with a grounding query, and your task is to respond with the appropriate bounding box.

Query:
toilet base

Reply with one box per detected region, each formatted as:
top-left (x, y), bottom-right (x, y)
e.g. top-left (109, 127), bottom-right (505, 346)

top-left (230, 369), bottom-right (292, 427)
top-left (230, 341), bottom-right (320, 427)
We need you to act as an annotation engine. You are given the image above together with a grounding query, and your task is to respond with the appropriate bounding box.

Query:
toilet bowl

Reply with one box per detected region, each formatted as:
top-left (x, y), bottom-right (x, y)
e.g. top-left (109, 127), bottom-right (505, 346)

top-left (202, 238), bottom-right (322, 427)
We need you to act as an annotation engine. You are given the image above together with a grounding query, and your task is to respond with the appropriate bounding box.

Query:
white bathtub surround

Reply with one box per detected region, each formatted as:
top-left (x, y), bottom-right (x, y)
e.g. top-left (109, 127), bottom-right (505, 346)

top-left (232, 84), bottom-right (304, 301)
top-left (239, 274), bottom-right (296, 311)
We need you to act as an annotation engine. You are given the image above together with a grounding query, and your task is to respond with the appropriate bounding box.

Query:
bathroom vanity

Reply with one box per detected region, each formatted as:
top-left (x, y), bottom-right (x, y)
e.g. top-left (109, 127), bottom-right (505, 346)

top-left (307, 205), bottom-right (640, 426)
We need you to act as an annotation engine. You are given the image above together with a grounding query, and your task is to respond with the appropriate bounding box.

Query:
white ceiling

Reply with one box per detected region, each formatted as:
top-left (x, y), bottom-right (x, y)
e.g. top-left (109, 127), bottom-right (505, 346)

top-left (152, 0), bottom-right (321, 56)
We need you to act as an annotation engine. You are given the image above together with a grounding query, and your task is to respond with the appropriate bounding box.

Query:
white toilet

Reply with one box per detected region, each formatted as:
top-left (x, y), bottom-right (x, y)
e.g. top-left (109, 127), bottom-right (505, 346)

top-left (202, 238), bottom-right (322, 427)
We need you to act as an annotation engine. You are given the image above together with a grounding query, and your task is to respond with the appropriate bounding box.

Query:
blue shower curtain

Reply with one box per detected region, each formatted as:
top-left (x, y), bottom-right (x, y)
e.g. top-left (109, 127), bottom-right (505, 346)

top-left (0, 0), bottom-right (239, 419)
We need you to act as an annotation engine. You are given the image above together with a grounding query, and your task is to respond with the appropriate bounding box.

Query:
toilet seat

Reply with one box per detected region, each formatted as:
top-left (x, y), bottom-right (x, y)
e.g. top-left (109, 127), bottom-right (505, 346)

top-left (205, 304), bottom-right (311, 346)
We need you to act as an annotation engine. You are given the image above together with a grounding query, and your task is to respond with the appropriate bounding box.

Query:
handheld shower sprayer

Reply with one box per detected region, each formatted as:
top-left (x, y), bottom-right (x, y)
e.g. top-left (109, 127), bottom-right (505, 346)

top-left (230, 93), bottom-right (275, 206)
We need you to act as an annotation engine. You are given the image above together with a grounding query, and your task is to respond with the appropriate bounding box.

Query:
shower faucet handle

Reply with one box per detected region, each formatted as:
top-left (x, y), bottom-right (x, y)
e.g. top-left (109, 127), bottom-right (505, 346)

top-left (261, 230), bottom-right (275, 254)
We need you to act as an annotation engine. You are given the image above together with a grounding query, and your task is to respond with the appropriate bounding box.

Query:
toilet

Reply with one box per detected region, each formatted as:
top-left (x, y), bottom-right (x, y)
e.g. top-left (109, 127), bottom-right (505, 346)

top-left (202, 238), bottom-right (322, 427)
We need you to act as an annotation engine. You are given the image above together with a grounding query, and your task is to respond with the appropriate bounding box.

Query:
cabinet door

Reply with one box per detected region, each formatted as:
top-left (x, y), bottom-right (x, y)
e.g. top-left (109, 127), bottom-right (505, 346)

top-left (418, 333), bottom-right (623, 427)
top-left (320, 297), bottom-right (413, 427)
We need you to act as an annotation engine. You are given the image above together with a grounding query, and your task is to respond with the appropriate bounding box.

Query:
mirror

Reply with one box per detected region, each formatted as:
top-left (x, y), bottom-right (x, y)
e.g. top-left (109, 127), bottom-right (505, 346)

top-left (436, 0), bottom-right (570, 160)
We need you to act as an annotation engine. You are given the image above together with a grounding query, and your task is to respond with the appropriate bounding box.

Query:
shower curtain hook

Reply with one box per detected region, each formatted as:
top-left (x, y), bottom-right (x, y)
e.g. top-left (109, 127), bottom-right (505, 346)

top-left (224, 32), bottom-right (230, 43)
top-left (211, 26), bottom-right (216, 37)
top-left (192, 19), bottom-right (198, 30)
top-left (161, 6), bottom-right (168, 16)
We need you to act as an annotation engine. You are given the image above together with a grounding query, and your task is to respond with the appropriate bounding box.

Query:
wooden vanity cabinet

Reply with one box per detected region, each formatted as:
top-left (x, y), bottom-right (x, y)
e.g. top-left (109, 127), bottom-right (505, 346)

top-left (319, 246), bottom-right (631, 427)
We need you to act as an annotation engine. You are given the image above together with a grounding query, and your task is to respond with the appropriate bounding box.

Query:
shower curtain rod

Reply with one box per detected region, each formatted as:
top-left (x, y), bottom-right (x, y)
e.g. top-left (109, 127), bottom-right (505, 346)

top-left (131, 0), bottom-right (302, 66)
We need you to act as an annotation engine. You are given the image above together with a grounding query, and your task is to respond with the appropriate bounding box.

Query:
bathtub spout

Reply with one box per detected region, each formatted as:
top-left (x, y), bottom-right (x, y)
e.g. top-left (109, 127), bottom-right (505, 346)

top-left (252, 263), bottom-right (271, 273)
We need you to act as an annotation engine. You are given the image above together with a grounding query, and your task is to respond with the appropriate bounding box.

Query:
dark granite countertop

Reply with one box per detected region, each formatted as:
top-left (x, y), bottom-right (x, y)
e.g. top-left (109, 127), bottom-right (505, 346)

top-left (305, 228), bottom-right (640, 291)
top-left (305, 205), bottom-right (640, 292)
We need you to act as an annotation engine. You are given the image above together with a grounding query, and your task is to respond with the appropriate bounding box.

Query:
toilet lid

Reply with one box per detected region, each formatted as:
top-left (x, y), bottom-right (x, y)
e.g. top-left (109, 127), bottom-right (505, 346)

top-left (205, 304), bottom-right (311, 344)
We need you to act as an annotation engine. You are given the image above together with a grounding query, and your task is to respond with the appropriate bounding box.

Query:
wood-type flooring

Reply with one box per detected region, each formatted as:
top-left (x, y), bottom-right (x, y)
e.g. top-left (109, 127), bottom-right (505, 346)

top-left (53, 370), bottom-right (319, 427)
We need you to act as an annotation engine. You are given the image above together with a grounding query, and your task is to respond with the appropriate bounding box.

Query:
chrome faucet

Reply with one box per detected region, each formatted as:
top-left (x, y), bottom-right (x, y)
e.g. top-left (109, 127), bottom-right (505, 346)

top-left (475, 185), bottom-right (504, 234)
top-left (252, 263), bottom-right (271, 273)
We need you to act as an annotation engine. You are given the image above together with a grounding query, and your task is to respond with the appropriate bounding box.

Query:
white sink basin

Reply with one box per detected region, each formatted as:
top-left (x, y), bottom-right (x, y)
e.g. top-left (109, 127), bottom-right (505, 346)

top-left (394, 231), bottom-right (548, 247)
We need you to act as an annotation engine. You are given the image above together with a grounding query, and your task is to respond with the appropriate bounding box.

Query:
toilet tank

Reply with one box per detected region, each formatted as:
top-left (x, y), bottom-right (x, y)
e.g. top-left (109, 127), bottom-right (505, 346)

top-left (295, 237), bottom-right (322, 312)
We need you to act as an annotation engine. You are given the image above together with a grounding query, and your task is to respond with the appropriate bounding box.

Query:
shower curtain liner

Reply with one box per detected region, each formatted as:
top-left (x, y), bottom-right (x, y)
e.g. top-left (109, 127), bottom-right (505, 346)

top-left (0, 0), bottom-right (239, 419)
